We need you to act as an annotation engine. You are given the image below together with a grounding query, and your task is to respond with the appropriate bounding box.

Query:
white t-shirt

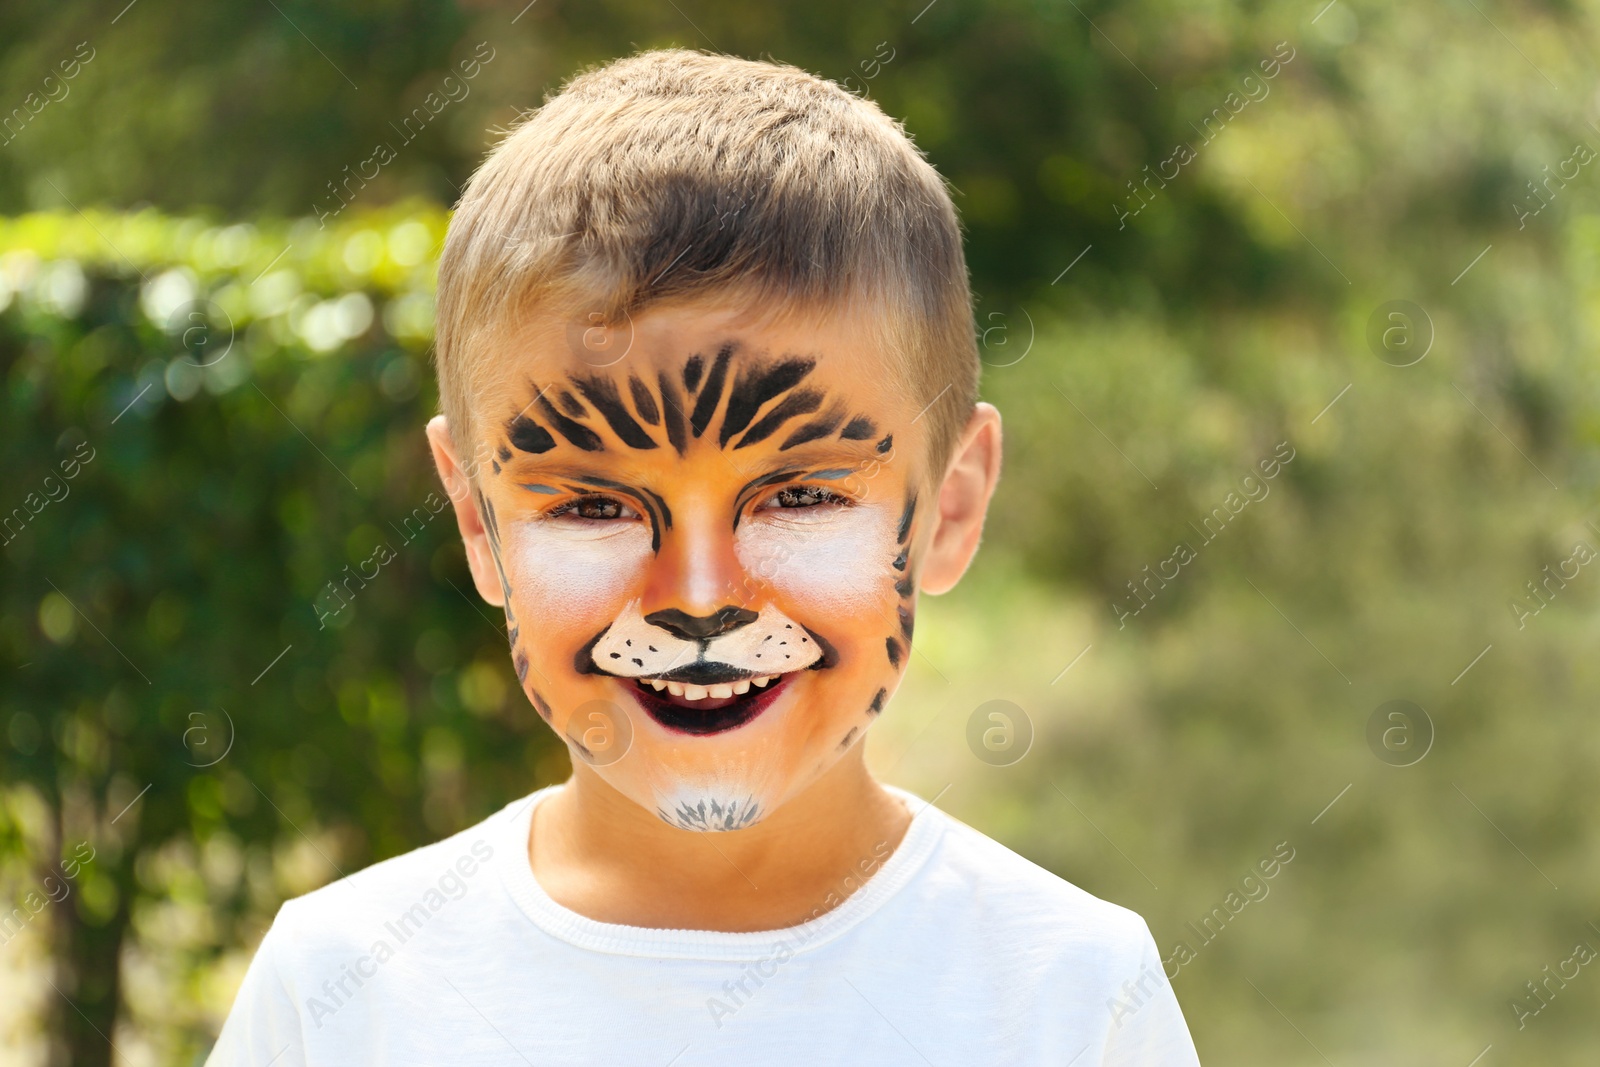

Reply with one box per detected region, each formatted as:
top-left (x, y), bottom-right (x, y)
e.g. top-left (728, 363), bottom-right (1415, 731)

top-left (207, 784), bottom-right (1202, 1065)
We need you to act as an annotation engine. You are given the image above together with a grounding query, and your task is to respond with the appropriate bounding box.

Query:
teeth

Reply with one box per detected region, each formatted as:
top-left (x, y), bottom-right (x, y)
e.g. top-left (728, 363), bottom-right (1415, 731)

top-left (643, 676), bottom-right (778, 697)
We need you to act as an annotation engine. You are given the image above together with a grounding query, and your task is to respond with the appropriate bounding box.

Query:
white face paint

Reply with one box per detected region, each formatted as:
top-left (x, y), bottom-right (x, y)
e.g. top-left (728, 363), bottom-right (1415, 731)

top-left (590, 602), bottom-right (822, 679)
top-left (652, 780), bottom-right (767, 832)
top-left (506, 516), bottom-right (653, 624)
top-left (733, 500), bottom-right (900, 613)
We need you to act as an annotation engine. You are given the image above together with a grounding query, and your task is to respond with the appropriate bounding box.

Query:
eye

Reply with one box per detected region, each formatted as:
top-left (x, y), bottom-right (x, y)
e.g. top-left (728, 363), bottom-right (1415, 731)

top-left (546, 494), bottom-right (640, 521)
top-left (757, 485), bottom-right (851, 511)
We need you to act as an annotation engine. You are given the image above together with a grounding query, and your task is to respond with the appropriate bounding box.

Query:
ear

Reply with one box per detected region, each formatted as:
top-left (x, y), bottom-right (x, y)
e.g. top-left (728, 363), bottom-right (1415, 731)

top-left (918, 402), bottom-right (1002, 596)
top-left (426, 415), bottom-right (504, 607)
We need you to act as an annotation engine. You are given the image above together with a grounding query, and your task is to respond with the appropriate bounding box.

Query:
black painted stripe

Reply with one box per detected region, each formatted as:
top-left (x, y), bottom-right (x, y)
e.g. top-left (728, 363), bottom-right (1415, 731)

top-left (537, 392), bottom-right (604, 451)
top-left (531, 688), bottom-right (552, 721)
top-left (477, 491), bottom-right (500, 543)
top-left (690, 344), bottom-right (734, 438)
top-left (839, 415), bottom-right (876, 440)
top-left (734, 389), bottom-right (824, 449)
top-left (886, 637), bottom-right (901, 667)
top-left (779, 403), bottom-right (847, 450)
top-left (719, 357), bottom-right (816, 446)
top-left (507, 415), bottom-right (556, 454)
top-left (572, 375), bottom-right (659, 450)
top-left (869, 687), bottom-right (887, 714)
top-left (682, 354), bottom-right (704, 393)
top-left (897, 494), bottom-right (918, 544)
top-left (658, 372), bottom-right (688, 454)
top-left (629, 375), bottom-right (660, 425)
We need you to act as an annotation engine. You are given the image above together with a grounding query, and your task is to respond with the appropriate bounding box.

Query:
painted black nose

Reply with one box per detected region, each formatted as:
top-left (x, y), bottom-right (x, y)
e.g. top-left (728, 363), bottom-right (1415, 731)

top-left (644, 606), bottom-right (758, 641)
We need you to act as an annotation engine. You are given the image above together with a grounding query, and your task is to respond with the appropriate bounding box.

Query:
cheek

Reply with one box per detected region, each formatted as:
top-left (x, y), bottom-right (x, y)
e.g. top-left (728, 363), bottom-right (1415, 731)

top-left (506, 526), bottom-right (652, 626)
top-left (734, 506), bottom-right (898, 617)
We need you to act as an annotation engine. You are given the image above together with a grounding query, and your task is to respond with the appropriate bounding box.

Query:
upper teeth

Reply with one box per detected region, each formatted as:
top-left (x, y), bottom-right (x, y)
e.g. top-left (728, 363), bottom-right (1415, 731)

top-left (645, 674), bottom-right (778, 697)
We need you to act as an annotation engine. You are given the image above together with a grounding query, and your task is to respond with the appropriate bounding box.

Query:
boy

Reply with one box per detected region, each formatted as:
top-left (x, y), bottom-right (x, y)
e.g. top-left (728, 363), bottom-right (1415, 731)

top-left (210, 48), bottom-right (1201, 1065)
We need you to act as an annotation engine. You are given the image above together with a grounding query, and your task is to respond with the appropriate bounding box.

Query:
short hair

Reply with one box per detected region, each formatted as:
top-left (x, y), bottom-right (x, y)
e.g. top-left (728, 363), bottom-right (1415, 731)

top-left (435, 47), bottom-right (978, 476)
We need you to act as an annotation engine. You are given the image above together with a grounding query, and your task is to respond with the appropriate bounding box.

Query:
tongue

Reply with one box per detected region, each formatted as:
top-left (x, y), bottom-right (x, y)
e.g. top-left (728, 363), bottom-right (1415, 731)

top-left (665, 690), bottom-right (742, 711)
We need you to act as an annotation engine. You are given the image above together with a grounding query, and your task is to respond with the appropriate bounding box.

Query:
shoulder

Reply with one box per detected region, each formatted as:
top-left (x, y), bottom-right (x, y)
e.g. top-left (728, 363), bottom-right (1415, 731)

top-left (266, 795), bottom-right (524, 972)
top-left (907, 800), bottom-right (1155, 963)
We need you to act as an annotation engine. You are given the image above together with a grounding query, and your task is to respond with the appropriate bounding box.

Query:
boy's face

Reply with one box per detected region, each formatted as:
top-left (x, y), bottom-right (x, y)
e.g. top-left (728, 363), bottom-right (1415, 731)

top-left (434, 297), bottom-right (961, 832)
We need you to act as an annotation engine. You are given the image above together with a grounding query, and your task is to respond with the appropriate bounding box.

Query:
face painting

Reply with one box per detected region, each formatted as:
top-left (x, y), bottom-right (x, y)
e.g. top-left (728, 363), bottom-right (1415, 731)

top-left (468, 301), bottom-right (927, 832)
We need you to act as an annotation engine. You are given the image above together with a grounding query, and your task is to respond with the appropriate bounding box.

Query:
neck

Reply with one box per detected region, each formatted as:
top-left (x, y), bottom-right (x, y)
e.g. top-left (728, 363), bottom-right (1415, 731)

top-left (528, 752), bottom-right (912, 932)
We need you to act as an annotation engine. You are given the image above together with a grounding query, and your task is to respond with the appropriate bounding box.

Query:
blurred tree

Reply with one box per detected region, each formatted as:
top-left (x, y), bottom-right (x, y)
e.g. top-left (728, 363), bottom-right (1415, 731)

top-left (0, 207), bottom-right (563, 1064)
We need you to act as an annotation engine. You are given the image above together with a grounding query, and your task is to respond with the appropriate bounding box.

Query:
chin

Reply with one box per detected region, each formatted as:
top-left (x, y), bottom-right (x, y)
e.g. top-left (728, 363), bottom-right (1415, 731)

top-left (648, 780), bottom-right (772, 833)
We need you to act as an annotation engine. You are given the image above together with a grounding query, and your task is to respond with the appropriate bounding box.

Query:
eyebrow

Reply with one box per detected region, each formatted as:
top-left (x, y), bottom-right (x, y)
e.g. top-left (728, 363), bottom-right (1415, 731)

top-left (510, 446), bottom-right (887, 538)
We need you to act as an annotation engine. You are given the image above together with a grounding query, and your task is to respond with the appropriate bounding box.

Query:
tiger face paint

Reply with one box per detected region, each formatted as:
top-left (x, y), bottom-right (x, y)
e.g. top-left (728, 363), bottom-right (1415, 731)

top-left (459, 298), bottom-right (929, 832)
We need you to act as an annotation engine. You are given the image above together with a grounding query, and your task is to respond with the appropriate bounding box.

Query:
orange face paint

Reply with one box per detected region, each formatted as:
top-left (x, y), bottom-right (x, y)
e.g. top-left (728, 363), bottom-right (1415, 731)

top-left (468, 300), bottom-right (926, 831)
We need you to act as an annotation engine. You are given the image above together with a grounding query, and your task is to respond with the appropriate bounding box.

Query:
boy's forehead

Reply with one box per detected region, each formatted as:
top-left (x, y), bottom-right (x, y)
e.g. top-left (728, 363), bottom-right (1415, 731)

top-left (472, 299), bottom-right (918, 463)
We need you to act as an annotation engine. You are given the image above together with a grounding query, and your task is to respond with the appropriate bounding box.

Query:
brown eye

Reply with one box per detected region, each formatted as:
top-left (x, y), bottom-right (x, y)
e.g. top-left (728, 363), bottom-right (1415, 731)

top-left (765, 486), bottom-right (845, 509)
top-left (550, 495), bottom-right (637, 521)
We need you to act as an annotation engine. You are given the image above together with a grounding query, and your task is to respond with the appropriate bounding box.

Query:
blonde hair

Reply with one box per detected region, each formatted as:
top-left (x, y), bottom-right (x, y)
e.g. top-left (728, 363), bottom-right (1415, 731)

top-left (435, 47), bottom-right (978, 475)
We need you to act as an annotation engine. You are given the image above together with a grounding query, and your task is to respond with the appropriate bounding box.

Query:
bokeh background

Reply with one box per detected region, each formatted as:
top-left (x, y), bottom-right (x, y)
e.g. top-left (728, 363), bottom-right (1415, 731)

top-left (3, 0), bottom-right (1600, 1063)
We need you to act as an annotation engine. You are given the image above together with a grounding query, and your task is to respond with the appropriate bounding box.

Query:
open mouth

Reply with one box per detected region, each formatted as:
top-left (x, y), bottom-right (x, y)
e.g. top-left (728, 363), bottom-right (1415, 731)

top-left (627, 672), bottom-right (795, 736)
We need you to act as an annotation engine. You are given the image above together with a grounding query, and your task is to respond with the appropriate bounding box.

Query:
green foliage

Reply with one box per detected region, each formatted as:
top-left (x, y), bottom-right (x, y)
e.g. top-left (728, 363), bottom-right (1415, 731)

top-left (0, 204), bottom-right (563, 1062)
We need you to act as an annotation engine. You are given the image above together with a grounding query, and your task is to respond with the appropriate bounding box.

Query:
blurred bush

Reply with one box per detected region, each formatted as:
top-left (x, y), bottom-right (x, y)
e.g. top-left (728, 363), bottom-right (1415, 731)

top-left (0, 204), bottom-right (567, 1063)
